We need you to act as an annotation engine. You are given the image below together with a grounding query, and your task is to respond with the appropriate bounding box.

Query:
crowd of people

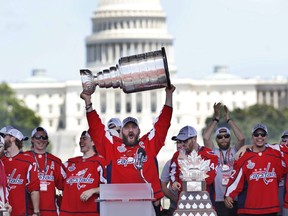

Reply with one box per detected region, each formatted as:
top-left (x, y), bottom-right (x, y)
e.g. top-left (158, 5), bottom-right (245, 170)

top-left (1, 84), bottom-right (288, 216)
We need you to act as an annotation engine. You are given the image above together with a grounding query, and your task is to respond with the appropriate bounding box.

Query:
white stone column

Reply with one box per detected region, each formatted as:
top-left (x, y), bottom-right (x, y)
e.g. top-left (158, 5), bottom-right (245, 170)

top-left (273, 90), bottom-right (279, 109)
top-left (258, 91), bottom-right (264, 104)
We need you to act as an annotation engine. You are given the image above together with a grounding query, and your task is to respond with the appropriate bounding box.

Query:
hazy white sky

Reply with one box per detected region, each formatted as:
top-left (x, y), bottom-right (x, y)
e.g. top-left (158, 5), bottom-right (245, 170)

top-left (1, 0), bottom-right (288, 82)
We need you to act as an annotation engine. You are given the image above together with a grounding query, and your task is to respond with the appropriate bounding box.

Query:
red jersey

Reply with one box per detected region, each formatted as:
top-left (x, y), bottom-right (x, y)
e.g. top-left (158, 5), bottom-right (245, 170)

top-left (25, 151), bottom-right (65, 216)
top-left (60, 154), bottom-right (107, 216)
top-left (1, 152), bottom-right (40, 216)
top-left (279, 144), bottom-right (288, 209)
top-left (170, 147), bottom-right (218, 194)
top-left (86, 105), bottom-right (172, 200)
top-left (0, 160), bottom-right (8, 207)
top-left (225, 146), bottom-right (284, 215)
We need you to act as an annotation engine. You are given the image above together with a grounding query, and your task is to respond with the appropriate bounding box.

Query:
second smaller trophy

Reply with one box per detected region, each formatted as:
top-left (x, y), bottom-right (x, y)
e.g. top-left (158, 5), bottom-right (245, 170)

top-left (173, 150), bottom-right (217, 216)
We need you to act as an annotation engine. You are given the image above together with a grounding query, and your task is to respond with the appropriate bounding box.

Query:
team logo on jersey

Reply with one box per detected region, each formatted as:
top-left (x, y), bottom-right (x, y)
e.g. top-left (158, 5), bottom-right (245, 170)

top-left (68, 163), bottom-right (76, 172)
top-left (7, 169), bottom-right (24, 190)
top-left (249, 162), bottom-right (276, 185)
top-left (66, 168), bottom-right (94, 190)
top-left (246, 160), bottom-right (255, 169)
top-left (117, 144), bottom-right (127, 153)
top-left (38, 171), bottom-right (54, 181)
top-left (117, 156), bottom-right (135, 167)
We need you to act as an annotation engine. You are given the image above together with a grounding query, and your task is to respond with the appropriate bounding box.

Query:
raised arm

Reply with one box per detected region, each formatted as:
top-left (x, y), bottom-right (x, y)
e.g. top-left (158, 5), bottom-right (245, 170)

top-left (224, 105), bottom-right (245, 150)
top-left (80, 91), bottom-right (93, 112)
top-left (203, 102), bottom-right (221, 149)
top-left (165, 84), bottom-right (176, 107)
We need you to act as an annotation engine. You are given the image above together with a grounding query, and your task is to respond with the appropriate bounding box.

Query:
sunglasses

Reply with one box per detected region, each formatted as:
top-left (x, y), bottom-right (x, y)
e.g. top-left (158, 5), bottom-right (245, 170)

top-left (281, 139), bottom-right (288, 142)
top-left (33, 135), bottom-right (48, 140)
top-left (253, 132), bottom-right (267, 137)
top-left (216, 134), bottom-right (230, 139)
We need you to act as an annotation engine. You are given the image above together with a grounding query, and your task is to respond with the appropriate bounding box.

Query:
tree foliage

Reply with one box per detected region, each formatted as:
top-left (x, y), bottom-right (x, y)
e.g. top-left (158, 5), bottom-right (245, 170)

top-left (0, 82), bottom-right (41, 146)
top-left (203, 104), bottom-right (288, 145)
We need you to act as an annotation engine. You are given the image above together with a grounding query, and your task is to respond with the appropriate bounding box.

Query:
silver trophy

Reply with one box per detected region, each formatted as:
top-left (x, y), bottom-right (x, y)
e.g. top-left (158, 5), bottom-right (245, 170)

top-left (173, 150), bottom-right (217, 216)
top-left (80, 47), bottom-right (171, 94)
top-left (178, 150), bottom-right (210, 191)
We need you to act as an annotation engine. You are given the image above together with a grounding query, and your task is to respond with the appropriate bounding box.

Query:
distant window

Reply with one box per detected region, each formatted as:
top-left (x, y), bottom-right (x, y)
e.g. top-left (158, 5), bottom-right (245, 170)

top-left (151, 92), bottom-right (157, 112)
top-left (136, 93), bottom-right (142, 113)
top-left (126, 94), bottom-right (131, 113)
top-left (36, 104), bottom-right (40, 112)
top-left (115, 92), bottom-right (121, 113)
top-left (100, 93), bottom-right (106, 113)
top-left (49, 120), bottom-right (53, 127)
top-left (77, 103), bottom-right (81, 112)
top-left (48, 105), bottom-right (53, 113)
top-left (196, 103), bottom-right (200, 111)
top-left (176, 101), bottom-right (180, 110)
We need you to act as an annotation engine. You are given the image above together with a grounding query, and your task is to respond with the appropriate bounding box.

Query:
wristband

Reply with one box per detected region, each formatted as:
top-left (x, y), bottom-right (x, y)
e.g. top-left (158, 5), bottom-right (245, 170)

top-left (85, 103), bottom-right (92, 110)
top-left (33, 212), bottom-right (40, 216)
top-left (213, 118), bottom-right (219, 123)
top-left (227, 119), bottom-right (232, 123)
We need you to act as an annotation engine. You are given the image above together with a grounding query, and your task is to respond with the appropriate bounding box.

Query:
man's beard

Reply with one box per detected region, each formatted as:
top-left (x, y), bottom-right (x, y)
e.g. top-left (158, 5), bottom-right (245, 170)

top-left (219, 143), bottom-right (230, 150)
top-left (4, 140), bottom-right (11, 150)
top-left (122, 134), bottom-right (139, 147)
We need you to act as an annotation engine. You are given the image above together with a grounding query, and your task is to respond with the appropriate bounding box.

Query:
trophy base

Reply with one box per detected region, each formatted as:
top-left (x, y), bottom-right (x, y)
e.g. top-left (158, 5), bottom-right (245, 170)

top-left (174, 191), bottom-right (217, 216)
top-left (173, 181), bottom-right (217, 216)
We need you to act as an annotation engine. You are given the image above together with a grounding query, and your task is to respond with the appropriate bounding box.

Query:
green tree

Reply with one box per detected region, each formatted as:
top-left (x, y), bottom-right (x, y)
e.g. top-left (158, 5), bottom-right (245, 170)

top-left (0, 82), bottom-right (41, 149)
top-left (203, 104), bottom-right (288, 145)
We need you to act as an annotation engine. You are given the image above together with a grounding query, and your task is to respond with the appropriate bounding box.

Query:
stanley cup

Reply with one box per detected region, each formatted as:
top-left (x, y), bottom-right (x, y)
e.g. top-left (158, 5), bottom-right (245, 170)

top-left (80, 47), bottom-right (171, 94)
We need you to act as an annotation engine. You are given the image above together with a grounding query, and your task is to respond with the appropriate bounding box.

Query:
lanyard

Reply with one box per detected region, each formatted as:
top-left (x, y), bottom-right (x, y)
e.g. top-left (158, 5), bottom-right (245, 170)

top-left (33, 151), bottom-right (48, 174)
top-left (219, 148), bottom-right (231, 165)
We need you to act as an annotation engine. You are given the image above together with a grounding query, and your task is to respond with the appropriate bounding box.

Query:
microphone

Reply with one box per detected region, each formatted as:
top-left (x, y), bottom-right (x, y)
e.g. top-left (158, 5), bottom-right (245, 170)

top-left (135, 147), bottom-right (146, 170)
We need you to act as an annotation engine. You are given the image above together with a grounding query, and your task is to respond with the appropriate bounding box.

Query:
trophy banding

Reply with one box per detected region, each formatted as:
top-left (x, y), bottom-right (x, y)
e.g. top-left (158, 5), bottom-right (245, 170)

top-left (80, 47), bottom-right (171, 95)
top-left (173, 150), bottom-right (217, 216)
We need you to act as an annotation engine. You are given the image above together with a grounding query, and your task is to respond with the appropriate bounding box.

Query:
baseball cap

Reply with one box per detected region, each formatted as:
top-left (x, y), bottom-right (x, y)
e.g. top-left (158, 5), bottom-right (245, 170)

top-left (216, 127), bottom-right (231, 135)
top-left (122, 117), bottom-right (139, 128)
top-left (281, 130), bottom-right (288, 138)
top-left (252, 123), bottom-right (268, 134)
top-left (5, 128), bottom-right (28, 142)
top-left (81, 130), bottom-right (91, 138)
top-left (31, 127), bottom-right (48, 137)
top-left (107, 118), bottom-right (122, 129)
top-left (0, 125), bottom-right (14, 136)
top-left (172, 126), bottom-right (197, 141)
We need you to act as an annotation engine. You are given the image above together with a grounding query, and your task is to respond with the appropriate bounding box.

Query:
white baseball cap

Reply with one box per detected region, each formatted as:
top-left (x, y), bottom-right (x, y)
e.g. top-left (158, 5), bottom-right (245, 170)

top-left (172, 126), bottom-right (197, 141)
top-left (107, 118), bottom-right (122, 129)
top-left (5, 128), bottom-right (28, 141)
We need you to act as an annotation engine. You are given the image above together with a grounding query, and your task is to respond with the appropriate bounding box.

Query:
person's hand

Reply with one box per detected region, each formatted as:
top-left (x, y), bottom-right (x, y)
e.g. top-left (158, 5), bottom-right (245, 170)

top-left (172, 181), bottom-right (181, 191)
top-left (224, 196), bottom-right (234, 209)
top-left (4, 203), bottom-right (12, 213)
top-left (213, 102), bottom-right (221, 119)
top-left (80, 188), bottom-right (99, 202)
top-left (224, 105), bottom-right (230, 121)
top-left (235, 145), bottom-right (250, 160)
top-left (165, 84), bottom-right (176, 94)
top-left (80, 90), bottom-right (91, 101)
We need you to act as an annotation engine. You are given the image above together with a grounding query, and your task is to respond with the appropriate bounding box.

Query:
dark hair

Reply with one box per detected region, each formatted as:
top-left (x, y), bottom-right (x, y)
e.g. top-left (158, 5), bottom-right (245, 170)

top-left (15, 139), bottom-right (23, 149)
